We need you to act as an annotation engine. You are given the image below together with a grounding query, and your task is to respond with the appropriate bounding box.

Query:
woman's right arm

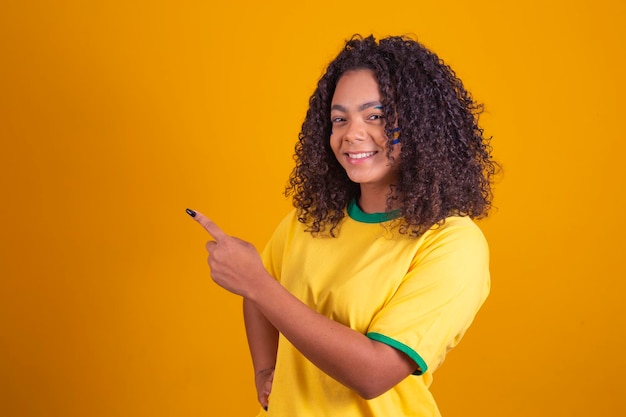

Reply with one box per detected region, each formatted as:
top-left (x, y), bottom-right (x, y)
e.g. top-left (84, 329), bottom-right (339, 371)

top-left (243, 298), bottom-right (279, 409)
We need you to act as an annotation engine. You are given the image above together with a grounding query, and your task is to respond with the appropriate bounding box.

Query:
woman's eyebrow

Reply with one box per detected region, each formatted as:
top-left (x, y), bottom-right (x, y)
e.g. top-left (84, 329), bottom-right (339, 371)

top-left (330, 101), bottom-right (383, 112)
top-left (360, 101), bottom-right (383, 111)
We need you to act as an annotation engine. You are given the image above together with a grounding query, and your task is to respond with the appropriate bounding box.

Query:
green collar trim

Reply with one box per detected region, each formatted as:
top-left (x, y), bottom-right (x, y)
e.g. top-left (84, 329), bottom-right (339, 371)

top-left (347, 199), bottom-right (401, 224)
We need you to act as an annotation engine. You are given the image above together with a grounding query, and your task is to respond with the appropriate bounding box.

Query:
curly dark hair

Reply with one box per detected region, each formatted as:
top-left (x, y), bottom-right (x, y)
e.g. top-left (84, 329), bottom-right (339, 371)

top-left (286, 34), bottom-right (498, 237)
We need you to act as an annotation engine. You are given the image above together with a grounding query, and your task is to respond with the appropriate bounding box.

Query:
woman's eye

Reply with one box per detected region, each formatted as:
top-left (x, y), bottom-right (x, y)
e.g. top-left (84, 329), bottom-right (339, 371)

top-left (369, 114), bottom-right (385, 121)
top-left (331, 116), bottom-right (346, 124)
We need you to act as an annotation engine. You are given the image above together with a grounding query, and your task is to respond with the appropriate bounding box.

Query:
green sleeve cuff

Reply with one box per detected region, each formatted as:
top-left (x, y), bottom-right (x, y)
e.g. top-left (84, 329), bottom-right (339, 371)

top-left (366, 332), bottom-right (428, 375)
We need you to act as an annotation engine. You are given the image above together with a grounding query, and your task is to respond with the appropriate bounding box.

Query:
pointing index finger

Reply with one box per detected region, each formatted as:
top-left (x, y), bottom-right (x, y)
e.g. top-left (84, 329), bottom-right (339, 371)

top-left (186, 208), bottom-right (229, 241)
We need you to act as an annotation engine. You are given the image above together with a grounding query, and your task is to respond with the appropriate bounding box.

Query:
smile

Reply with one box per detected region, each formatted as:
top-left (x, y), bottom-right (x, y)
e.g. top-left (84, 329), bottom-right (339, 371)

top-left (347, 151), bottom-right (377, 160)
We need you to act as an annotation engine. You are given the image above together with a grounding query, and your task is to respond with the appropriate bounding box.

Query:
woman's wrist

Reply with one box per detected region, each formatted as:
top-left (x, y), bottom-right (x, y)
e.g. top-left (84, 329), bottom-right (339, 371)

top-left (255, 366), bottom-right (275, 379)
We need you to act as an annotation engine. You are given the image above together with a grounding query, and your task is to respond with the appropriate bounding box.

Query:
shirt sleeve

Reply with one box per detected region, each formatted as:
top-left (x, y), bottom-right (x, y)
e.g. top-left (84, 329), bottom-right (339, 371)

top-left (260, 210), bottom-right (297, 282)
top-left (366, 217), bottom-right (490, 375)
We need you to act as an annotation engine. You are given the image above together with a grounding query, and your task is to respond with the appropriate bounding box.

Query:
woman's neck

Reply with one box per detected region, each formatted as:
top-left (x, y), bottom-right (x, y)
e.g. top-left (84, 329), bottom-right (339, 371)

top-left (357, 185), bottom-right (398, 214)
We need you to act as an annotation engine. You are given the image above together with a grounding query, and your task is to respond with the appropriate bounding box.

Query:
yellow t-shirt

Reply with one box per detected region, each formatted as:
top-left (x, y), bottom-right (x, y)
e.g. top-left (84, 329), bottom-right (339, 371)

top-left (258, 202), bottom-right (490, 416)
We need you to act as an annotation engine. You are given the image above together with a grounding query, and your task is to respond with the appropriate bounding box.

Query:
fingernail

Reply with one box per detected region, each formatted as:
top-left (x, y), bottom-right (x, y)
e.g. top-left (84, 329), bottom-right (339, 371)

top-left (185, 208), bottom-right (196, 218)
top-left (263, 406), bottom-right (268, 411)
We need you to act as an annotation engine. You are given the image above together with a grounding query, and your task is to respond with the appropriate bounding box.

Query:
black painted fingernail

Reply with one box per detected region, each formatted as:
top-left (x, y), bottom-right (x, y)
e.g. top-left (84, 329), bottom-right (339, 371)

top-left (185, 208), bottom-right (196, 218)
top-left (263, 406), bottom-right (268, 411)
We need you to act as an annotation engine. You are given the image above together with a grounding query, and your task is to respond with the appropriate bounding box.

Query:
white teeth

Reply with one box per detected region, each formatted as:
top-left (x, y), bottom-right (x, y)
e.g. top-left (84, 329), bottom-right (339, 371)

top-left (348, 151), bottom-right (376, 159)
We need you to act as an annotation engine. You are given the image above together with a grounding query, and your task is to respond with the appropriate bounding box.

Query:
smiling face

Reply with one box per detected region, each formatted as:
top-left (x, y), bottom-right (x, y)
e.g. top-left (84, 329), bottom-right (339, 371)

top-left (330, 69), bottom-right (401, 193)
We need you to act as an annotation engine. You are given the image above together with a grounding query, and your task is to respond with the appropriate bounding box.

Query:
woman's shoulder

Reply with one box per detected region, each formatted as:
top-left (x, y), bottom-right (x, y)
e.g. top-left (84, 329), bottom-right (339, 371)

top-left (421, 215), bottom-right (489, 252)
top-left (266, 208), bottom-right (304, 240)
top-left (439, 215), bottom-right (482, 230)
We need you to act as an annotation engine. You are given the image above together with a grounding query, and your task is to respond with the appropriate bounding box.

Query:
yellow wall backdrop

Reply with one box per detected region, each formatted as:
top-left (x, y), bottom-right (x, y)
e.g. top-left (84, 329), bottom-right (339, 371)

top-left (1, 0), bottom-right (624, 416)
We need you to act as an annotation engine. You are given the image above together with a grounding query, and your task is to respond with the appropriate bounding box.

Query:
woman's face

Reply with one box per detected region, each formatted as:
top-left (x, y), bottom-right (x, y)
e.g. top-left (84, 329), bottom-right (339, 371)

top-left (329, 69), bottom-right (400, 190)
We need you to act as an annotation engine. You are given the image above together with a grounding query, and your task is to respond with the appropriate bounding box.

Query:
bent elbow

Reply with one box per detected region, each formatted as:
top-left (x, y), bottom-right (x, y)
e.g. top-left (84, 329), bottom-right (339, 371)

top-left (358, 391), bottom-right (382, 401)
top-left (354, 383), bottom-right (389, 400)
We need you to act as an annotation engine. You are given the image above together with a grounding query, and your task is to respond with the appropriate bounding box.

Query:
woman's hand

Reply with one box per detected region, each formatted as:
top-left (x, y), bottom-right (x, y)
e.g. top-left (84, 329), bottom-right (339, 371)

top-left (187, 209), bottom-right (271, 297)
top-left (255, 367), bottom-right (274, 410)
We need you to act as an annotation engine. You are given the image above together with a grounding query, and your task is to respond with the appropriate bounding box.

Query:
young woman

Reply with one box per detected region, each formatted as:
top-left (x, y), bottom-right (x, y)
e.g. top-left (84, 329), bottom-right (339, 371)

top-left (188, 34), bottom-right (497, 416)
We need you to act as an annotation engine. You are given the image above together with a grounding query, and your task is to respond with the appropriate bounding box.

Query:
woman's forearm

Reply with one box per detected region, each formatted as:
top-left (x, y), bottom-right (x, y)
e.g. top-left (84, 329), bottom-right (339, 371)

top-left (244, 298), bottom-right (279, 408)
top-left (243, 298), bottom-right (279, 374)
top-left (247, 276), bottom-right (415, 399)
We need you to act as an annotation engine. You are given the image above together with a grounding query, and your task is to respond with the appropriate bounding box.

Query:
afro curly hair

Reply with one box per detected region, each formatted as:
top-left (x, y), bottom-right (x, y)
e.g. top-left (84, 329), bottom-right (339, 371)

top-left (286, 34), bottom-right (498, 237)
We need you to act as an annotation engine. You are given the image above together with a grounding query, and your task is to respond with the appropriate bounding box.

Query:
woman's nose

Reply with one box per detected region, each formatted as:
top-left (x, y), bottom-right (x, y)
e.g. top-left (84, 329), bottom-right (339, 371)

top-left (344, 121), bottom-right (366, 142)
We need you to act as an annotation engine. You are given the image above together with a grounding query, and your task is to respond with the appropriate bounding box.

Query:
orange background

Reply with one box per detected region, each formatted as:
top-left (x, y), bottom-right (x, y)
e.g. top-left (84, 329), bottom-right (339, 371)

top-left (1, 1), bottom-right (624, 416)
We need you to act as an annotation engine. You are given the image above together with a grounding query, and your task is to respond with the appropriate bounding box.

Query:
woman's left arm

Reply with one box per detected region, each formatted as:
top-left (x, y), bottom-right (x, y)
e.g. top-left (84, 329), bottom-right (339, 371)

top-left (191, 211), bottom-right (416, 399)
top-left (245, 272), bottom-right (417, 399)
